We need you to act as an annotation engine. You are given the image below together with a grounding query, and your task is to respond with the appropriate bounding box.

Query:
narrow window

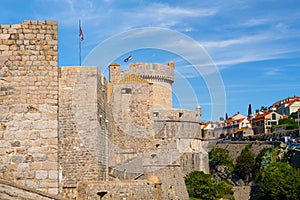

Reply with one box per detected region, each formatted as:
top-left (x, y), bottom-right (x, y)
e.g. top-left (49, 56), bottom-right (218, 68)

top-left (121, 88), bottom-right (132, 94)
top-left (179, 112), bottom-right (183, 118)
top-left (272, 113), bottom-right (276, 120)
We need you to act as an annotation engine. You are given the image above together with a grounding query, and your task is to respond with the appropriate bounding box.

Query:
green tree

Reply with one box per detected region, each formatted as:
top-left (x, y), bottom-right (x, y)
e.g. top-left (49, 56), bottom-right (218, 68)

top-left (209, 148), bottom-right (234, 172)
top-left (255, 148), bottom-right (273, 171)
top-left (278, 118), bottom-right (298, 129)
top-left (234, 145), bottom-right (256, 181)
top-left (185, 171), bottom-right (234, 200)
top-left (255, 162), bottom-right (300, 200)
top-left (260, 106), bottom-right (268, 111)
top-left (289, 111), bottom-right (298, 120)
top-left (248, 104), bottom-right (252, 116)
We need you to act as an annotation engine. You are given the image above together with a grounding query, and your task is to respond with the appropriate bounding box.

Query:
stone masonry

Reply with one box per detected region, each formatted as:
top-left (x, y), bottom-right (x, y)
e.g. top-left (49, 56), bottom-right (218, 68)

top-left (0, 20), bottom-right (208, 199)
top-left (58, 67), bottom-right (110, 198)
top-left (0, 178), bottom-right (62, 200)
top-left (0, 20), bottom-right (59, 195)
top-left (108, 62), bottom-right (208, 199)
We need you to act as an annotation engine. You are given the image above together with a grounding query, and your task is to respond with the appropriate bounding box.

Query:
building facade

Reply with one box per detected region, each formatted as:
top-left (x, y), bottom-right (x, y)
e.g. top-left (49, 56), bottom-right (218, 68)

top-left (214, 112), bottom-right (252, 137)
top-left (252, 110), bottom-right (283, 134)
top-left (269, 96), bottom-right (300, 116)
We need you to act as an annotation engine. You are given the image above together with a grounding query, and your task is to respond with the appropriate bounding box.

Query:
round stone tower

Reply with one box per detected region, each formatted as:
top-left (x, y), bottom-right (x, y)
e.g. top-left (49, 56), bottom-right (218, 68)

top-left (129, 62), bottom-right (174, 108)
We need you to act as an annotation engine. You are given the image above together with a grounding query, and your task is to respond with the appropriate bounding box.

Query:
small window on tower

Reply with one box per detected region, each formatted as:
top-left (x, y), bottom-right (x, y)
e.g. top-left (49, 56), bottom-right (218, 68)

top-left (121, 88), bottom-right (132, 94)
top-left (179, 112), bottom-right (183, 118)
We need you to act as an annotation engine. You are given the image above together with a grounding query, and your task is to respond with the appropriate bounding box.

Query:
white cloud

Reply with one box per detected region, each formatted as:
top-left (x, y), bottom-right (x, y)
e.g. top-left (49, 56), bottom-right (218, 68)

top-left (238, 18), bottom-right (269, 27)
top-left (212, 48), bottom-right (299, 69)
top-left (199, 28), bottom-right (300, 69)
top-left (201, 34), bottom-right (267, 48)
top-left (148, 3), bottom-right (217, 17)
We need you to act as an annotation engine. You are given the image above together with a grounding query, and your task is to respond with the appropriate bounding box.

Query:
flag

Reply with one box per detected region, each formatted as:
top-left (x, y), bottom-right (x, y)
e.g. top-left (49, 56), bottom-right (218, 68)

top-left (79, 26), bottom-right (84, 41)
top-left (124, 55), bottom-right (132, 62)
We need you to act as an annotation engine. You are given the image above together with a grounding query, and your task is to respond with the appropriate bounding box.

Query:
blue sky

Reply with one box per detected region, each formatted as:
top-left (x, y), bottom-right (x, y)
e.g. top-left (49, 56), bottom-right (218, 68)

top-left (1, 0), bottom-right (300, 121)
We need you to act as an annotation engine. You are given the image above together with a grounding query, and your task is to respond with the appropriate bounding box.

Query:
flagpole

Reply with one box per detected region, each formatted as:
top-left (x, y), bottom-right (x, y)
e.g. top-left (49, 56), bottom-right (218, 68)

top-left (79, 19), bottom-right (81, 66)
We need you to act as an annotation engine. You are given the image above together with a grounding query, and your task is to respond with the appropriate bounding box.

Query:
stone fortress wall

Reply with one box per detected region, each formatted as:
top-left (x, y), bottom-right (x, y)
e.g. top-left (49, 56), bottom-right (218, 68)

top-left (0, 20), bottom-right (208, 200)
top-left (0, 20), bottom-right (59, 195)
top-left (58, 67), bottom-right (111, 199)
top-left (108, 61), bottom-right (208, 199)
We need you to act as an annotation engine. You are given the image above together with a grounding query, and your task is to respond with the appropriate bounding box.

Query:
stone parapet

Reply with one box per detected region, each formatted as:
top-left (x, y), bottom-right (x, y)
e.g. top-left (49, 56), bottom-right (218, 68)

top-left (77, 180), bottom-right (158, 200)
top-left (130, 62), bottom-right (174, 84)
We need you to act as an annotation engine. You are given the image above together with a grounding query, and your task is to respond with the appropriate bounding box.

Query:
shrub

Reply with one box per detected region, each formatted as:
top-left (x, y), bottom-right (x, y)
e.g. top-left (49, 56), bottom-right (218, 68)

top-left (255, 162), bottom-right (300, 200)
top-left (185, 171), bottom-right (234, 200)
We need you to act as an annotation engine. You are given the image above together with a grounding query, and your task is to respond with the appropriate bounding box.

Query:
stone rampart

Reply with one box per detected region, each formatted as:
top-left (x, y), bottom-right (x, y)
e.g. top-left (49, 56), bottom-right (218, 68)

top-left (77, 179), bottom-right (159, 200)
top-left (144, 166), bottom-right (189, 200)
top-left (58, 67), bottom-right (110, 197)
top-left (215, 142), bottom-right (274, 163)
top-left (0, 178), bottom-right (63, 200)
top-left (154, 108), bottom-right (201, 139)
top-left (0, 20), bottom-right (59, 194)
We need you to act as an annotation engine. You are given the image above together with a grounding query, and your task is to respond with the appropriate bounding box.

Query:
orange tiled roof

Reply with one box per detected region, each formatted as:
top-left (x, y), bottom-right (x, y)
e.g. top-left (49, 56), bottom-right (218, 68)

top-left (237, 118), bottom-right (245, 124)
top-left (253, 111), bottom-right (271, 119)
top-left (271, 96), bottom-right (300, 108)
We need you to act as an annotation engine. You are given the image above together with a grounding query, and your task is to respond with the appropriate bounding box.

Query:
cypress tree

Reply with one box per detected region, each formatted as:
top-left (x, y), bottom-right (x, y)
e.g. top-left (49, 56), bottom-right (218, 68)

top-left (248, 104), bottom-right (252, 116)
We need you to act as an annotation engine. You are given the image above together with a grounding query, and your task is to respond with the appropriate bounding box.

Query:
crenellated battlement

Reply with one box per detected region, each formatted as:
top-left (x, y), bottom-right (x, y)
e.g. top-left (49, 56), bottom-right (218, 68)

top-left (109, 62), bottom-right (174, 84)
top-left (109, 61), bottom-right (175, 108)
top-left (129, 62), bottom-right (174, 84)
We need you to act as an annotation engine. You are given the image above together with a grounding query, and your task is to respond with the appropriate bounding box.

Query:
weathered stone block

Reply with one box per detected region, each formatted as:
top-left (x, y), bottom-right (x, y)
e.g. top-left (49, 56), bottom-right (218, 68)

top-left (39, 180), bottom-right (58, 188)
top-left (0, 141), bottom-right (11, 148)
top-left (0, 45), bottom-right (9, 51)
top-left (48, 170), bottom-right (58, 180)
top-left (10, 140), bottom-right (20, 147)
top-left (36, 170), bottom-right (48, 180)
top-left (25, 179), bottom-right (39, 188)
top-left (3, 132), bottom-right (14, 140)
top-left (29, 131), bottom-right (40, 140)
top-left (34, 153), bottom-right (47, 162)
top-left (25, 112), bottom-right (41, 121)
top-left (11, 156), bottom-right (23, 164)
top-left (40, 130), bottom-right (57, 139)
top-left (18, 163), bottom-right (30, 172)
top-left (0, 34), bottom-right (10, 39)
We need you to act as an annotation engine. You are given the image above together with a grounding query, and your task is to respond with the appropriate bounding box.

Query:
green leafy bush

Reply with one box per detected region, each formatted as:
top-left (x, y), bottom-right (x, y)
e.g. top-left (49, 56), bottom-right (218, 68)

top-left (255, 162), bottom-right (300, 200)
top-left (209, 148), bottom-right (234, 172)
top-left (185, 171), bottom-right (234, 200)
top-left (234, 146), bottom-right (256, 181)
